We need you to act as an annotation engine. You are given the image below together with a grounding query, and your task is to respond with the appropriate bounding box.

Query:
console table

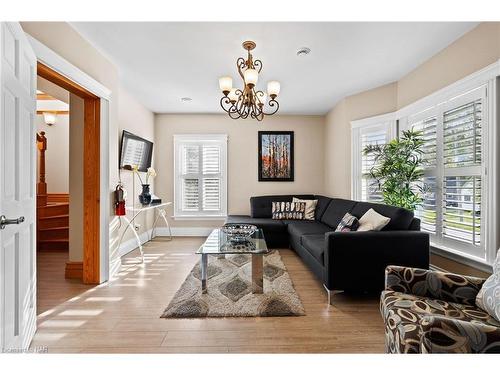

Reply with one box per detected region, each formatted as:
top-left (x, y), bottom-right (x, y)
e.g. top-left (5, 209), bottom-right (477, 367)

top-left (118, 202), bottom-right (172, 262)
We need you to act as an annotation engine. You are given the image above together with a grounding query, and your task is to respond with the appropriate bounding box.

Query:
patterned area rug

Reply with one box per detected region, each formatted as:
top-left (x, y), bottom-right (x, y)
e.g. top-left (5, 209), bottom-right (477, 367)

top-left (161, 250), bottom-right (305, 318)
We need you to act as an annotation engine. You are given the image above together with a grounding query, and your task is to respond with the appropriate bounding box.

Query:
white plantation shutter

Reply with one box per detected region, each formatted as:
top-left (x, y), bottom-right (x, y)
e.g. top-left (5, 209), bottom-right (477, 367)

top-left (410, 114), bottom-right (438, 235)
top-left (174, 135), bottom-right (227, 217)
top-left (360, 126), bottom-right (389, 202)
top-left (443, 176), bottom-right (481, 245)
top-left (401, 85), bottom-right (487, 261)
top-left (182, 179), bottom-right (199, 211)
top-left (443, 99), bottom-right (482, 168)
top-left (441, 92), bottom-right (484, 252)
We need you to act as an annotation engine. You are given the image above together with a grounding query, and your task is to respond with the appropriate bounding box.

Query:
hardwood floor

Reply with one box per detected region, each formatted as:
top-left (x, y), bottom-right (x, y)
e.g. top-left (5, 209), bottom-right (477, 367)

top-left (33, 237), bottom-right (385, 353)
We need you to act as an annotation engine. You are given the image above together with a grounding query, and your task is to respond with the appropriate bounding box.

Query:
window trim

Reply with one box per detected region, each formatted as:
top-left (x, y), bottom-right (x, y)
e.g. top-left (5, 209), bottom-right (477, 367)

top-left (173, 134), bottom-right (228, 219)
top-left (351, 112), bottom-right (397, 201)
top-left (351, 60), bottom-right (500, 268)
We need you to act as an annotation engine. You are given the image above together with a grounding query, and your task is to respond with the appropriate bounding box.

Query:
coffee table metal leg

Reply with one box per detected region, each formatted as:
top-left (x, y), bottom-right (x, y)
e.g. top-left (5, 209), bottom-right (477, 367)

top-left (201, 254), bottom-right (208, 294)
top-left (252, 254), bottom-right (263, 294)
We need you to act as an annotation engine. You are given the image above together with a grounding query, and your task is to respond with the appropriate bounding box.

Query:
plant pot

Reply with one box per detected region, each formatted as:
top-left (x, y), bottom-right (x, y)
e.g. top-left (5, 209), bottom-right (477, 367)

top-left (138, 184), bottom-right (152, 205)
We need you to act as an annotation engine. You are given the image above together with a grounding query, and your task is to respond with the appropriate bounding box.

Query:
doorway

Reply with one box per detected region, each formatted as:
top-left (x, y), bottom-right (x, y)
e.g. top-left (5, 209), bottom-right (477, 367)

top-left (36, 62), bottom-right (101, 285)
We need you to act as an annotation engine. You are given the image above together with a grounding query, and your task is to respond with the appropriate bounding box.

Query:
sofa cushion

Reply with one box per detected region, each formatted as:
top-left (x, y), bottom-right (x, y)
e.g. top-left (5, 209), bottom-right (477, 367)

top-left (313, 195), bottom-right (332, 220)
top-left (250, 194), bottom-right (315, 218)
top-left (380, 290), bottom-right (500, 353)
top-left (351, 201), bottom-right (414, 231)
top-left (320, 198), bottom-right (357, 228)
top-left (286, 221), bottom-right (332, 239)
top-left (301, 234), bottom-right (325, 264)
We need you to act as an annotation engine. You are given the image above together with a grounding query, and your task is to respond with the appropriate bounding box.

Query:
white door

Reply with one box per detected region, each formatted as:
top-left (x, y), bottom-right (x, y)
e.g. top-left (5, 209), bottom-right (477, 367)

top-left (0, 22), bottom-right (37, 351)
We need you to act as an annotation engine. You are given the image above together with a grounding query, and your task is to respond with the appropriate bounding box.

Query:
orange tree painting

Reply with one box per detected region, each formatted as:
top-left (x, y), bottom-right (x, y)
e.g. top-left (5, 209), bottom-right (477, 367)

top-left (258, 131), bottom-right (294, 181)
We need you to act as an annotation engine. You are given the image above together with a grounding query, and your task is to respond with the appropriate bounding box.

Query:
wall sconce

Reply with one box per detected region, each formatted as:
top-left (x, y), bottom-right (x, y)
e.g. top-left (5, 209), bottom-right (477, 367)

top-left (43, 112), bottom-right (57, 126)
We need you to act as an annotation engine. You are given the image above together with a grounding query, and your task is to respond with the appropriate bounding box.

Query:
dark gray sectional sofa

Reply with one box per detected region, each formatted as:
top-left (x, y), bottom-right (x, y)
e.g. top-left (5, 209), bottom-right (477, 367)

top-left (226, 194), bottom-right (430, 304)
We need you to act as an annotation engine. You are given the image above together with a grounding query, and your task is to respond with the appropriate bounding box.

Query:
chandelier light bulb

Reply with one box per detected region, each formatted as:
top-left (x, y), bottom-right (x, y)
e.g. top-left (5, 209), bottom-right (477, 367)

top-left (219, 76), bottom-right (232, 95)
top-left (267, 81), bottom-right (280, 99)
top-left (243, 68), bottom-right (258, 88)
top-left (228, 88), bottom-right (239, 103)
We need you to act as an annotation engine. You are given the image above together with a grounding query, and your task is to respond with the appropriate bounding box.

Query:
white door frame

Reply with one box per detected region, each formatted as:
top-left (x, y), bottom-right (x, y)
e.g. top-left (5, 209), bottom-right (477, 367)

top-left (26, 34), bottom-right (111, 283)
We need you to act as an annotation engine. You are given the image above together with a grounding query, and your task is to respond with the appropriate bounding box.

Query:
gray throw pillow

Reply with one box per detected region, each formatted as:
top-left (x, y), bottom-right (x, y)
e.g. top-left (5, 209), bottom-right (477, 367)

top-left (476, 249), bottom-right (500, 323)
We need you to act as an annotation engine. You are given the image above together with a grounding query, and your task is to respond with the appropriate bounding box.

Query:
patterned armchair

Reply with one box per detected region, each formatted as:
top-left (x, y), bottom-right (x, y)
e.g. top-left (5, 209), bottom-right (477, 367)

top-left (380, 265), bottom-right (500, 353)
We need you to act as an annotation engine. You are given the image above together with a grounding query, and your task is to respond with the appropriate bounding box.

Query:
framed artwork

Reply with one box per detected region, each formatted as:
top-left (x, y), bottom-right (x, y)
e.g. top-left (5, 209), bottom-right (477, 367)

top-left (258, 131), bottom-right (294, 181)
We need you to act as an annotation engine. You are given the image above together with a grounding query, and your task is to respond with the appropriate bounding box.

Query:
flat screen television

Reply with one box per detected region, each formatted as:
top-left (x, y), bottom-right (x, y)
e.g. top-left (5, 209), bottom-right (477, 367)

top-left (119, 130), bottom-right (153, 172)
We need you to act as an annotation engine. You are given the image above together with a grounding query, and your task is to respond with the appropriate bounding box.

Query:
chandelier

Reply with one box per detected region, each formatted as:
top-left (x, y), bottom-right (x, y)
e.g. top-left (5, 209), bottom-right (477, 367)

top-left (219, 41), bottom-right (281, 121)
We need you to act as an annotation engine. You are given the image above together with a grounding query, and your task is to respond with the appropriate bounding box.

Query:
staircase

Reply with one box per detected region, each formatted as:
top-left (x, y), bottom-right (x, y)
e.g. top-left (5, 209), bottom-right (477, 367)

top-left (37, 132), bottom-right (69, 252)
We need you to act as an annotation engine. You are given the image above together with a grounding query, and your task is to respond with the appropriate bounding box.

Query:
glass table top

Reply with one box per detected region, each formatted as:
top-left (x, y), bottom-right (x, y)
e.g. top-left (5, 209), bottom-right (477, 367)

top-left (197, 228), bottom-right (269, 255)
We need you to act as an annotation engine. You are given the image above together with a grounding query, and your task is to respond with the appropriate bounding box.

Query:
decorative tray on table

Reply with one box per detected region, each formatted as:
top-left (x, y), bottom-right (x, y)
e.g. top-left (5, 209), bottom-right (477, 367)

top-left (221, 224), bottom-right (257, 244)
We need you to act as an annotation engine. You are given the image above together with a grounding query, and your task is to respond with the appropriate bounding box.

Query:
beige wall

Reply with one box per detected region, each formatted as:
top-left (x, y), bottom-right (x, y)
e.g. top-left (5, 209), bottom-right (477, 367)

top-left (398, 22), bottom-right (500, 108)
top-left (324, 83), bottom-right (398, 198)
top-left (22, 22), bottom-right (155, 274)
top-left (155, 114), bottom-right (325, 228)
top-left (324, 22), bottom-right (500, 199)
top-left (118, 85), bottom-right (156, 238)
top-left (36, 114), bottom-right (69, 193)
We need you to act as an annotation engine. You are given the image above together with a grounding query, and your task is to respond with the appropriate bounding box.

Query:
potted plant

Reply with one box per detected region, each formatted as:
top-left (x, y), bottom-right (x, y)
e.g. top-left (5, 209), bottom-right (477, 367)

top-left (363, 129), bottom-right (426, 211)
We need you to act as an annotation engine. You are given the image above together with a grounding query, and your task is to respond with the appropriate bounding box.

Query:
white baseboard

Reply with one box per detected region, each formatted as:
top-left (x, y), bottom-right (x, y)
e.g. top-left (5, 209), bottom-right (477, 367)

top-left (118, 229), bottom-right (153, 258)
top-left (154, 226), bottom-right (214, 237)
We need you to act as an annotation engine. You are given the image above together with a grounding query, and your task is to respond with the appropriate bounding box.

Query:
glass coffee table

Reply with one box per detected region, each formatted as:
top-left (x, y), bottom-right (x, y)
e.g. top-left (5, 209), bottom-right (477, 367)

top-left (196, 228), bottom-right (269, 294)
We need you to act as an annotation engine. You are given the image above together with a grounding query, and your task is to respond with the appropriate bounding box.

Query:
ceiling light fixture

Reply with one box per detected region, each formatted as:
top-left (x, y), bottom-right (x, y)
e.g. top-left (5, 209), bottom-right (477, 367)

top-left (42, 112), bottom-right (57, 126)
top-left (181, 97), bottom-right (192, 102)
top-left (219, 41), bottom-right (280, 121)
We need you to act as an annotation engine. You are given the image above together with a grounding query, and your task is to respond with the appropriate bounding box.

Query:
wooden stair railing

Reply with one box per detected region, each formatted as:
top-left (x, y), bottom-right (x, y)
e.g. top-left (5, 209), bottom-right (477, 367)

top-left (37, 131), bottom-right (47, 207)
top-left (36, 131), bottom-right (70, 253)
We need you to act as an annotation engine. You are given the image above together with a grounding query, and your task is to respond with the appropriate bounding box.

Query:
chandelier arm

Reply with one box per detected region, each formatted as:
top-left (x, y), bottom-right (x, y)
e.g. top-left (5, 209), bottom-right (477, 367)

top-left (237, 57), bottom-right (246, 79)
top-left (254, 89), bottom-right (264, 106)
top-left (228, 109), bottom-right (241, 120)
top-left (219, 96), bottom-right (234, 113)
top-left (235, 93), bottom-right (244, 114)
top-left (253, 59), bottom-right (263, 73)
top-left (263, 98), bottom-right (280, 116)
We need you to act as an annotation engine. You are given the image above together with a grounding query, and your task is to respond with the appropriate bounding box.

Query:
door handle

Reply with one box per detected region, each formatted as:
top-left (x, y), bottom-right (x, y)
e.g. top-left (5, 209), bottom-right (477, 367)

top-left (0, 215), bottom-right (25, 230)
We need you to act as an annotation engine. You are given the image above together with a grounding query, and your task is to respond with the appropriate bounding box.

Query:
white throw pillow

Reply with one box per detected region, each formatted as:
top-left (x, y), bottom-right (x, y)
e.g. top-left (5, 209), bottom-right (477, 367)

top-left (357, 208), bottom-right (390, 231)
top-left (292, 198), bottom-right (318, 220)
top-left (476, 249), bottom-right (500, 323)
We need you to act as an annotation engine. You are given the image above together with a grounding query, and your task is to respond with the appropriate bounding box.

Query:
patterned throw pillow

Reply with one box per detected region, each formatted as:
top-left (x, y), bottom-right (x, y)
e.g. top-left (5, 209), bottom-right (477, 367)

top-left (272, 201), bottom-right (306, 220)
top-left (476, 249), bottom-right (500, 322)
top-left (335, 212), bottom-right (359, 232)
top-left (292, 197), bottom-right (318, 220)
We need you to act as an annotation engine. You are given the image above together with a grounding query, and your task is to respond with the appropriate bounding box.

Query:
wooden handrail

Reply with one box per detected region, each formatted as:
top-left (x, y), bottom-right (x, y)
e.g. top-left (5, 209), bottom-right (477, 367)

top-left (37, 131), bottom-right (47, 207)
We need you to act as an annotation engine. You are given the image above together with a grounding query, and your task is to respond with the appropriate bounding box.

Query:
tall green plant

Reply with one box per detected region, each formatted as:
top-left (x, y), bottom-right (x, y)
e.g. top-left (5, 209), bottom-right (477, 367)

top-left (363, 129), bottom-right (426, 211)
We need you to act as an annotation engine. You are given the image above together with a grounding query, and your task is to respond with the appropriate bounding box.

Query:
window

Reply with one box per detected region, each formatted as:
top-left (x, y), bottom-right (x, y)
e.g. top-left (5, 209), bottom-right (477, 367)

top-left (174, 134), bottom-right (227, 218)
top-left (360, 127), bottom-right (387, 202)
top-left (351, 115), bottom-right (396, 203)
top-left (404, 85), bottom-right (487, 261)
top-left (409, 110), bottom-right (438, 234)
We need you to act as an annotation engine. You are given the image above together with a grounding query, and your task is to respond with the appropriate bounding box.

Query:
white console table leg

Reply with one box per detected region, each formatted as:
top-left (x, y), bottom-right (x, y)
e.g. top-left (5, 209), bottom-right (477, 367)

top-left (150, 208), bottom-right (172, 241)
top-left (119, 216), bottom-right (144, 263)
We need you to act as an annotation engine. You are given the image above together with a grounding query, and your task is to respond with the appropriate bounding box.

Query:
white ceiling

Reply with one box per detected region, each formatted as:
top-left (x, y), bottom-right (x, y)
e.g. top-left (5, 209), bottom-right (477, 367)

top-left (70, 22), bottom-right (478, 115)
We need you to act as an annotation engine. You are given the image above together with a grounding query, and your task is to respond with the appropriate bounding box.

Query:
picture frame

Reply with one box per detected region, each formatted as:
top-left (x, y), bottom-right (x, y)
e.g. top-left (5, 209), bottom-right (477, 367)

top-left (258, 131), bottom-right (294, 181)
